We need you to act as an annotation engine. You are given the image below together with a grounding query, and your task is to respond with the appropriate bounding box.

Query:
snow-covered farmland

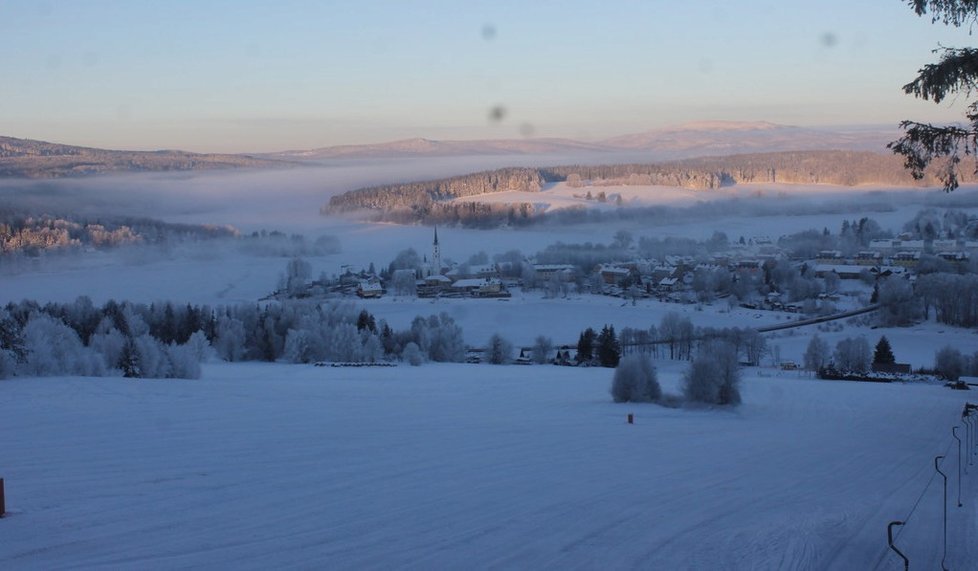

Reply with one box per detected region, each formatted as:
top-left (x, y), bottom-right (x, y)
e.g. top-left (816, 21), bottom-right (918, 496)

top-left (0, 362), bottom-right (974, 569)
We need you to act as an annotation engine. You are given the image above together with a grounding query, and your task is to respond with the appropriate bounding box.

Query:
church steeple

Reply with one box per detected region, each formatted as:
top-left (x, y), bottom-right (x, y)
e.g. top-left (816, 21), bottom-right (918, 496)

top-left (432, 226), bottom-right (442, 275)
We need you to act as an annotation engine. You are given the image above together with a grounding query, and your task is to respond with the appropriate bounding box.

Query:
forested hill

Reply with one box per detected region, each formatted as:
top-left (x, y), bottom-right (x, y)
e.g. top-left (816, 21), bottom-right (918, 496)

top-left (324, 167), bottom-right (547, 213)
top-left (0, 136), bottom-right (295, 178)
top-left (323, 150), bottom-right (970, 216)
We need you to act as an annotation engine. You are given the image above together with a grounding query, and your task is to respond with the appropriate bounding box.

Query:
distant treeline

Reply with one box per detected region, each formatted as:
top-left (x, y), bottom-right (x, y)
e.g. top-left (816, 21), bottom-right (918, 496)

top-left (0, 208), bottom-right (238, 255)
top-left (323, 151), bottom-right (971, 225)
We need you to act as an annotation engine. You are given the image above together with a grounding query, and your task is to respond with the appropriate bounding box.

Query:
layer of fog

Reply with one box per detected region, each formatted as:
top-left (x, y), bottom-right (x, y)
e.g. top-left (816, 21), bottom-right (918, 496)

top-left (3, 153), bottom-right (978, 307)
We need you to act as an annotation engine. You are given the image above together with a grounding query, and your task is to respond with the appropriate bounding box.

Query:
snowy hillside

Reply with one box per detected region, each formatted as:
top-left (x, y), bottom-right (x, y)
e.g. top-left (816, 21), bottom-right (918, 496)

top-left (0, 363), bottom-right (974, 569)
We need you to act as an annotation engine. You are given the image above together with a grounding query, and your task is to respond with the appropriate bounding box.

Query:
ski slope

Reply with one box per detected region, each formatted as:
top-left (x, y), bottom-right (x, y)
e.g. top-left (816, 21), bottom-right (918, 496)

top-left (0, 362), bottom-right (974, 569)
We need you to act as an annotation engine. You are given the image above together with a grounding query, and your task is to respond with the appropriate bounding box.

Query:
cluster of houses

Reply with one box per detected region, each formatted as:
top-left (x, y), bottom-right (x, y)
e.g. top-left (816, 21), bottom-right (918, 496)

top-left (811, 236), bottom-right (976, 279)
top-left (325, 229), bottom-right (977, 304)
top-left (356, 228), bottom-right (511, 299)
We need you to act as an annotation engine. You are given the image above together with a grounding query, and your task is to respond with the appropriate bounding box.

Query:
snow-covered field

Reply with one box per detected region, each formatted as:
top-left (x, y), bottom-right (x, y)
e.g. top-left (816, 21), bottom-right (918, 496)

top-left (0, 362), bottom-right (974, 569)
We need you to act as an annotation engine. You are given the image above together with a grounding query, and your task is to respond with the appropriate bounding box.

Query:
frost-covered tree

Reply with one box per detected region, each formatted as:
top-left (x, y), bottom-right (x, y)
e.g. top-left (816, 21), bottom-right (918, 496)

top-left (185, 330), bottom-right (213, 363)
top-left (284, 328), bottom-right (314, 363)
top-left (683, 341), bottom-right (741, 405)
top-left (531, 335), bottom-right (553, 364)
top-left (741, 329), bottom-right (767, 366)
top-left (610, 354), bottom-right (661, 403)
top-left (89, 324), bottom-right (127, 371)
top-left (21, 313), bottom-right (104, 377)
top-left (283, 257), bottom-right (312, 295)
top-left (166, 342), bottom-right (201, 379)
top-left (213, 316), bottom-right (247, 362)
top-left (402, 341), bottom-right (424, 366)
top-left (877, 276), bottom-right (920, 326)
top-left (803, 334), bottom-right (830, 373)
top-left (486, 333), bottom-right (513, 365)
top-left (412, 313), bottom-right (465, 362)
top-left (133, 334), bottom-right (172, 378)
top-left (388, 248), bottom-right (422, 276)
top-left (391, 269), bottom-right (417, 297)
top-left (935, 345), bottom-right (966, 381)
top-left (833, 336), bottom-right (872, 373)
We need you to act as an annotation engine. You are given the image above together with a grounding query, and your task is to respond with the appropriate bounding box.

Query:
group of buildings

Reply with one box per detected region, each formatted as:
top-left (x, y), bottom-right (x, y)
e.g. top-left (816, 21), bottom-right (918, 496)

top-left (342, 229), bottom-right (977, 303)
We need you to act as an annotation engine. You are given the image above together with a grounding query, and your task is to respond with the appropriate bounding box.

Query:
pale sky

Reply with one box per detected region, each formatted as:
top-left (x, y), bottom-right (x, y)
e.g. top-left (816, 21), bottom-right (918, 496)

top-left (1, 0), bottom-right (975, 152)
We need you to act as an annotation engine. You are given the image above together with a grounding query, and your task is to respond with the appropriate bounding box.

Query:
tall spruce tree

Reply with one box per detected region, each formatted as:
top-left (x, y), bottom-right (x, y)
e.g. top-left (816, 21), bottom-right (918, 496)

top-left (873, 336), bottom-right (896, 365)
top-left (596, 325), bottom-right (621, 368)
top-left (576, 327), bottom-right (596, 364)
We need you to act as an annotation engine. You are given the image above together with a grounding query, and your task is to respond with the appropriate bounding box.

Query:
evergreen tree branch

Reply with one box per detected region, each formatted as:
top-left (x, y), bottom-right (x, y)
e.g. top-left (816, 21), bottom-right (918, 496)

top-left (903, 47), bottom-right (978, 102)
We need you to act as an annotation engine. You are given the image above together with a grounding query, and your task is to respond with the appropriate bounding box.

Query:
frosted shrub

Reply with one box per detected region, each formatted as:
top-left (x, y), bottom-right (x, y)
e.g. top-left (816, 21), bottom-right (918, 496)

top-left (683, 341), bottom-right (741, 406)
top-left (402, 342), bottom-right (424, 366)
top-left (610, 354), bottom-right (661, 403)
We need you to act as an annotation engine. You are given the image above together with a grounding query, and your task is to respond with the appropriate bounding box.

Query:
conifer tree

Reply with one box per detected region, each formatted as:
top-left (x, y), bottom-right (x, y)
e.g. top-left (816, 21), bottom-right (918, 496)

top-left (873, 336), bottom-right (896, 365)
top-left (576, 327), bottom-right (596, 364)
top-left (596, 324), bottom-right (621, 368)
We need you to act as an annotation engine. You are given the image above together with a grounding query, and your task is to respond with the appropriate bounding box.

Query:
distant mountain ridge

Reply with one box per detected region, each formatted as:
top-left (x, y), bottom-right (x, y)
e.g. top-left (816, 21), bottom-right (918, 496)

top-left (0, 121), bottom-right (895, 178)
top-left (0, 136), bottom-right (295, 178)
top-left (274, 121), bottom-right (893, 161)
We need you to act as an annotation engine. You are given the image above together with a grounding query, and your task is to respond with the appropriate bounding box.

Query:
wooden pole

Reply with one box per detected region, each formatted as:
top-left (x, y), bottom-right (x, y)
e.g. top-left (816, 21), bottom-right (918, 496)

top-left (0, 478), bottom-right (5, 517)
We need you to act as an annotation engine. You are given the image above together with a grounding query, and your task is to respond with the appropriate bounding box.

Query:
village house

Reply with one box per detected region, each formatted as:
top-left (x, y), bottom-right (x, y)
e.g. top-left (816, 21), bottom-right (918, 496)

top-left (599, 265), bottom-right (632, 286)
top-left (890, 251), bottom-right (920, 267)
top-left (531, 264), bottom-right (577, 282)
top-left (853, 251), bottom-right (882, 265)
top-left (356, 280), bottom-right (383, 299)
top-left (450, 277), bottom-right (506, 297)
top-left (813, 264), bottom-right (866, 280)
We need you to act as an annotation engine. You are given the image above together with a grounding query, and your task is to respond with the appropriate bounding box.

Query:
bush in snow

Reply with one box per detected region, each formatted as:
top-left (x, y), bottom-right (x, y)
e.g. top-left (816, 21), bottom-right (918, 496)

top-left (610, 354), bottom-right (661, 403)
top-left (486, 333), bottom-right (513, 365)
top-left (683, 341), bottom-right (741, 406)
top-left (935, 346), bottom-right (966, 382)
top-left (402, 342), bottom-right (424, 366)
